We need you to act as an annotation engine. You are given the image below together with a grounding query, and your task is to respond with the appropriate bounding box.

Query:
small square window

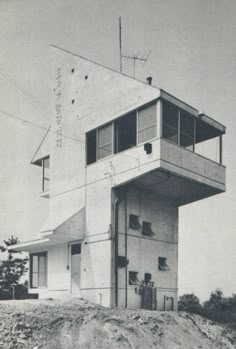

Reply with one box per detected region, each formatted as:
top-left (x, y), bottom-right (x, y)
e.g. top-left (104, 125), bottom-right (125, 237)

top-left (158, 257), bottom-right (170, 271)
top-left (129, 214), bottom-right (141, 230)
top-left (71, 243), bottom-right (81, 255)
top-left (129, 271), bottom-right (139, 285)
top-left (142, 221), bottom-right (154, 236)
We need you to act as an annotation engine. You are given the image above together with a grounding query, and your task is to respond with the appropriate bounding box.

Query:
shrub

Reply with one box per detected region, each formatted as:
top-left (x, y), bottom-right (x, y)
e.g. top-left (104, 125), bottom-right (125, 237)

top-left (178, 293), bottom-right (202, 314)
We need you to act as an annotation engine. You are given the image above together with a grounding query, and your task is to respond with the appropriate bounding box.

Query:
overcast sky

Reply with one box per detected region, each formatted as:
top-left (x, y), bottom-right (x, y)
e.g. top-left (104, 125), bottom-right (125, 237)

top-left (0, 0), bottom-right (235, 301)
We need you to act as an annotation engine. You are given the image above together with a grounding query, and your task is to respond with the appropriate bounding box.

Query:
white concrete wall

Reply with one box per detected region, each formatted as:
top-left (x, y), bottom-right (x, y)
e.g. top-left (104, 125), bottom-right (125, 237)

top-left (117, 189), bottom-right (178, 310)
top-left (29, 243), bottom-right (70, 298)
top-left (41, 48), bottom-right (162, 306)
top-left (28, 48), bottom-right (224, 311)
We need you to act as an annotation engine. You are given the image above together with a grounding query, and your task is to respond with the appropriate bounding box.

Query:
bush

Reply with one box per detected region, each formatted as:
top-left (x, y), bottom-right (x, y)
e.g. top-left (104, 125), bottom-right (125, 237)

top-left (203, 289), bottom-right (236, 323)
top-left (178, 293), bottom-right (202, 314)
top-left (179, 290), bottom-right (236, 324)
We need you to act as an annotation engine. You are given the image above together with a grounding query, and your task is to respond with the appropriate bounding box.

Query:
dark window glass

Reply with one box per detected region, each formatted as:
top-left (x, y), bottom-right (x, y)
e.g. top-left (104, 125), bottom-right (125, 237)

top-left (71, 243), bottom-right (81, 255)
top-left (129, 214), bottom-right (141, 230)
top-left (158, 257), bottom-right (170, 271)
top-left (129, 271), bottom-right (139, 285)
top-left (162, 102), bottom-right (178, 144)
top-left (180, 111), bottom-right (194, 150)
top-left (115, 112), bottom-right (136, 153)
top-left (86, 130), bottom-right (97, 165)
top-left (142, 221), bottom-right (154, 236)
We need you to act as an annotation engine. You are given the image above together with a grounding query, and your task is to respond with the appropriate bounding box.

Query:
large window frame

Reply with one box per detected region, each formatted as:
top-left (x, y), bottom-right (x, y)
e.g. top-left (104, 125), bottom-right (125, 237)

top-left (86, 102), bottom-right (157, 165)
top-left (30, 252), bottom-right (48, 289)
top-left (162, 101), bottom-right (224, 164)
top-left (97, 123), bottom-right (113, 160)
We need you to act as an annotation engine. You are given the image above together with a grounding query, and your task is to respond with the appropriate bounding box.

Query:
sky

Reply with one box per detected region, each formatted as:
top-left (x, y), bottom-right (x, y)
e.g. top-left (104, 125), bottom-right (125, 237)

top-left (0, 0), bottom-right (235, 301)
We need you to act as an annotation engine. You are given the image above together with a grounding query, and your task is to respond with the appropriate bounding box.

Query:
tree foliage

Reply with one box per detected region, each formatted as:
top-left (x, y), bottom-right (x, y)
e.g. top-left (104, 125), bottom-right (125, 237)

top-left (0, 236), bottom-right (28, 299)
top-left (179, 289), bottom-right (236, 324)
top-left (178, 293), bottom-right (202, 314)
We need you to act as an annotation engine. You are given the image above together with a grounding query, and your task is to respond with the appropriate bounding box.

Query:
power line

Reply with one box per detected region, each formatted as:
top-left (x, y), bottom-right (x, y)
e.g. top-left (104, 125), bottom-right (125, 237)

top-left (0, 108), bottom-right (139, 161)
top-left (0, 109), bottom-right (84, 145)
top-left (0, 69), bottom-right (82, 142)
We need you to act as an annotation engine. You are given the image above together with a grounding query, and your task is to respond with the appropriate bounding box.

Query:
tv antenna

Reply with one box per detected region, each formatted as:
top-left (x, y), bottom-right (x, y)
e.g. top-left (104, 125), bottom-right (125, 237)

top-left (119, 17), bottom-right (150, 78)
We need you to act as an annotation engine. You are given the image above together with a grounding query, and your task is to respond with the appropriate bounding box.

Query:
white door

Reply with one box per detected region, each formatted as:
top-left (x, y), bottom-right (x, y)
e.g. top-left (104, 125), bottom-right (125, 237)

top-left (71, 243), bottom-right (81, 294)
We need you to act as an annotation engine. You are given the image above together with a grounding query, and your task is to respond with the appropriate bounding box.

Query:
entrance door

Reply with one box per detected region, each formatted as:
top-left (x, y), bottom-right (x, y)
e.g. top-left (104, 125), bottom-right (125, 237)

top-left (71, 243), bottom-right (81, 294)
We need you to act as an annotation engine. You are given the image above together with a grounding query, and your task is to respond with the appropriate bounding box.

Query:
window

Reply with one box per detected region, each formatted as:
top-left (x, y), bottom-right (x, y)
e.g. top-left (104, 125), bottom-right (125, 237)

top-left (129, 214), bottom-right (141, 230)
top-left (71, 243), bottom-right (81, 255)
top-left (97, 123), bottom-right (113, 160)
top-left (129, 271), bottom-right (139, 285)
top-left (142, 221), bottom-right (154, 236)
top-left (158, 257), bottom-right (170, 271)
top-left (180, 111), bottom-right (194, 150)
top-left (42, 157), bottom-right (50, 192)
top-left (137, 103), bottom-right (156, 144)
top-left (162, 102), bottom-right (179, 144)
top-left (86, 103), bottom-right (158, 165)
top-left (30, 252), bottom-right (47, 288)
top-left (115, 112), bottom-right (136, 153)
top-left (86, 130), bottom-right (97, 165)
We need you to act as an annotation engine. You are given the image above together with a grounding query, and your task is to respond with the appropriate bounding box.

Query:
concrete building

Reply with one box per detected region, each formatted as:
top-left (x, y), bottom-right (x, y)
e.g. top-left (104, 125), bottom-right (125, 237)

top-left (14, 46), bottom-right (226, 310)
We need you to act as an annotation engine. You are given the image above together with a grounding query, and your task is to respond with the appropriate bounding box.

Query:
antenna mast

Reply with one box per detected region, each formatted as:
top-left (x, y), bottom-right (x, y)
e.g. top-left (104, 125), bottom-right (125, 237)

top-left (119, 17), bottom-right (122, 73)
top-left (123, 54), bottom-right (148, 78)
top-left (118, 17), bottom-right (150, 78)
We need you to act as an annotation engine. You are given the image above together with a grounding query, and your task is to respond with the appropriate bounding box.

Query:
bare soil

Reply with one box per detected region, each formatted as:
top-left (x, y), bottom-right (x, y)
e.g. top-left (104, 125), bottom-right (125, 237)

top-left (0, 298), bottom-right (235, 349)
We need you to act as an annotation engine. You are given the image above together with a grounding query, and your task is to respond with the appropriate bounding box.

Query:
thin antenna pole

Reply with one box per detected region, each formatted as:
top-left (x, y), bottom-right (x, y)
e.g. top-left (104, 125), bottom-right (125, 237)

top-left (133, 55), bottom-right (136, 78)
top-left (123, 54), bottom-right (147, 78)
top-left (119, 17), bottom-right (122, 73)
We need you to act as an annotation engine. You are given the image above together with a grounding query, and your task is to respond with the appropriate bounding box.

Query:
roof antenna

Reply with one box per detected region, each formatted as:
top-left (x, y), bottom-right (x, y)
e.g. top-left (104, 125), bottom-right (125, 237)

top-left (123, 53), bottom-right (149, 78)
top-left (119, 17), bottom-right (122, 73)
top-left (118, 18), bottom-right (151, 78)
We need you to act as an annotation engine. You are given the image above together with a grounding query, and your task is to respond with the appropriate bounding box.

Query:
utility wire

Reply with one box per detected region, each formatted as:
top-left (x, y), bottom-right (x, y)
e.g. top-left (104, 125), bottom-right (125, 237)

top-left (0, 67), bottom-right (140, 161)
top-left (1, 110), bottom-right (232, 202)
top-left (0, 108), bottom-right (139, 161)
top-left (0, 109), bottom-right (84, 145)
top-left (0, 69), bottom-right (81, 142)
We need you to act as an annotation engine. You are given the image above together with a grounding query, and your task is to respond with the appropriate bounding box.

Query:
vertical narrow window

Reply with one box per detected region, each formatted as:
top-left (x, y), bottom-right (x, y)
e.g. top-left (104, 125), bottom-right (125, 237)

top-left (162, 102), bottom-right (179, 144)
top-left (115, 112), bottom-right (136, 153)
top-left (137, 103), bottom-right (157, 144)
top-left (86, 129), bottom-right (97, 165)
top-left (42, 157), bottom-right (50, 192)
top-left (180, 111), bottom-right (194, 150)
top-left (97, 123), bottom-right (113, 160)
top-left (30, 252), bottom-right (47, 288)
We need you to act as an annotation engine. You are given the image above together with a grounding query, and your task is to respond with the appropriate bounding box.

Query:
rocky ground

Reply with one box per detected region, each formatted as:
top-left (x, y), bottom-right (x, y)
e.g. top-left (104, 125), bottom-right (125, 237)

top-left (0, 298), bottom-right (235, 349)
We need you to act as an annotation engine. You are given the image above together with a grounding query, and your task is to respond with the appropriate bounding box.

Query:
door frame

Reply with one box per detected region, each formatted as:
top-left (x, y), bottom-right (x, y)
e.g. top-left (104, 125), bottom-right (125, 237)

top-left (69, 241), bottom-right (82, 294)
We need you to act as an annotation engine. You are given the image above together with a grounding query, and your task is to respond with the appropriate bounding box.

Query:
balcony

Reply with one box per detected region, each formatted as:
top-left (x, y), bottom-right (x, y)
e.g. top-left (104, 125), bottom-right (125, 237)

top-left (86, 92), bottom-right (225, 206)
top-left (86, 136), bottom-right (225, 206)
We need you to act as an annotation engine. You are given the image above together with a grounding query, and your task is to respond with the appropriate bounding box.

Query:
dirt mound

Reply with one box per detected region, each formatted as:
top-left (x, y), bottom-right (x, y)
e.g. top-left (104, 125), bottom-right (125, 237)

top-left (0, 298), bottom-right (235, 349)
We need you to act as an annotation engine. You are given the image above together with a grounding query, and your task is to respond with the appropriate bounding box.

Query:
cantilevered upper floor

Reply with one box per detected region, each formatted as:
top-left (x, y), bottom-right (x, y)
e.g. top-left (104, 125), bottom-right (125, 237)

top-left (85, 90), bottom-right (225, 206)
top-left (30, 47), bottom-right (226, 206)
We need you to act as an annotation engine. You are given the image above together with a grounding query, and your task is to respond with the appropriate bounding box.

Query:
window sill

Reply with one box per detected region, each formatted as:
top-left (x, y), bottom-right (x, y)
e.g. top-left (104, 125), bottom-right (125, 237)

top-left (86, 137), bottom-right (158, 167)
top-left (40, 191), bottom-right (50, 198)
top-left (29, 287), bottom-right (47, 292)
